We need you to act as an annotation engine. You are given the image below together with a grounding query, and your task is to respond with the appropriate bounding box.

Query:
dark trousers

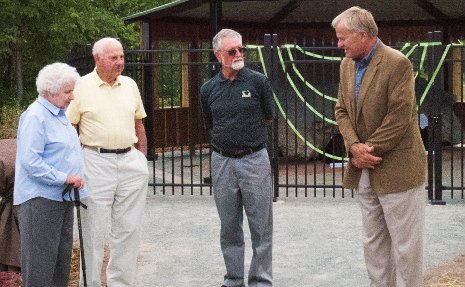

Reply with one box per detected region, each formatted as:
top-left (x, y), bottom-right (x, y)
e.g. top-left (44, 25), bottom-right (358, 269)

top-left (18, 197), bottom-right (74, 287)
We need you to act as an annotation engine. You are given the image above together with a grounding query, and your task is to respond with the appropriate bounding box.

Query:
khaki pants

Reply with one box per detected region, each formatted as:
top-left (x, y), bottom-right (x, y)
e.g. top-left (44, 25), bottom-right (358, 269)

top-left (356, 169), bottom-right (426, 287)
top-left (80, 148), bottom-right (149, 287)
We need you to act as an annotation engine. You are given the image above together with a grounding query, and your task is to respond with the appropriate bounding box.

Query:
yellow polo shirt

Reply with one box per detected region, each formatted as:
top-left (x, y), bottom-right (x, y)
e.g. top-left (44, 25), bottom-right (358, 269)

top-left (66, 69), bottom-right (147, 149)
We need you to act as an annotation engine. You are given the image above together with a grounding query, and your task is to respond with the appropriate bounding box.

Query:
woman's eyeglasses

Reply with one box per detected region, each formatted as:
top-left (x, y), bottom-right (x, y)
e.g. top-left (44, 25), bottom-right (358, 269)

top-left (225, 47), bottom-right (246, 57)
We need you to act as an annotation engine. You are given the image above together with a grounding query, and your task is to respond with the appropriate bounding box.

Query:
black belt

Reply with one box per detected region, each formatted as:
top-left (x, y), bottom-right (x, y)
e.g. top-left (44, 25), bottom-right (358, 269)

top-left (212, 143), bottom-right (266, 158)
top-left (84, 145), bottom-right (132, 154)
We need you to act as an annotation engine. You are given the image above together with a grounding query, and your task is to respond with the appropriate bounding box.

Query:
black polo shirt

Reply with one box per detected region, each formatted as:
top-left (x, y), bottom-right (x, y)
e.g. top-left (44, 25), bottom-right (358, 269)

top-left (200, 67), bottom-right (275, 151)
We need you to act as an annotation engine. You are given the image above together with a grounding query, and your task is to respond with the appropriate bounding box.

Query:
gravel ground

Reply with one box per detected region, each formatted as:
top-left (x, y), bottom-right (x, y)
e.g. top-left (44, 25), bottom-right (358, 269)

top-left (126, 194), bottom-right (465, 287)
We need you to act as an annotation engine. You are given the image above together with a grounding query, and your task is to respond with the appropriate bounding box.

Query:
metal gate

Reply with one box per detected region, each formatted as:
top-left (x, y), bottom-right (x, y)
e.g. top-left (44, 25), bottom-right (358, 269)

top-left (69, 33), bottom-right (465, 201)
top-left (258, 33), bottom-right (465, 201)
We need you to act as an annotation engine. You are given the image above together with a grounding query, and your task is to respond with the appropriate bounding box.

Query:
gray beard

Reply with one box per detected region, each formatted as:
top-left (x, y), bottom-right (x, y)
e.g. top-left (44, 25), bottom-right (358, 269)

top-left (231, 60), bottom-right (244, 71)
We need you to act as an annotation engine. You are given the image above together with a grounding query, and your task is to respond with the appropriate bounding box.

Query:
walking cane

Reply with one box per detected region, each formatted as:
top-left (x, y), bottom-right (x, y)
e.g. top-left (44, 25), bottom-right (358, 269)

top-left (64, 184), bottom-right (88, 287)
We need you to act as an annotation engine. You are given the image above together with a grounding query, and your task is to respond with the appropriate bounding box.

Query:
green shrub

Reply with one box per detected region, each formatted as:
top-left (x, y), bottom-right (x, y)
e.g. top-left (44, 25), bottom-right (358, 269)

top-left (0, 105), bottom-right (23, 139)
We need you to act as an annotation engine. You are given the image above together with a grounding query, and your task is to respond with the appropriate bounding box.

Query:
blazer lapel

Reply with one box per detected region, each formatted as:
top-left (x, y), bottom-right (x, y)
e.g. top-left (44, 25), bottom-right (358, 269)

top-left (356, 44), bottom-right (384, 118)
top-left (345, 60), bottom-right (357, 121)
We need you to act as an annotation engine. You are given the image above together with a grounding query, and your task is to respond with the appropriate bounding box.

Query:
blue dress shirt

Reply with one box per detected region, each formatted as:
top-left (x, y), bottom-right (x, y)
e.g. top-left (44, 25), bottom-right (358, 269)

top-left (14, 96), bottom-right (88, 205)
top-left (354, 38), bottom-right (380, 102)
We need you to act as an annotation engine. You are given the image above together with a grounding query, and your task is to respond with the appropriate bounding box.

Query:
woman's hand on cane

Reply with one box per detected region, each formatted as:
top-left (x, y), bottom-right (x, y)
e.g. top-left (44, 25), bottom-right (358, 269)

top-left (65, 175), bottom-right (85, 189)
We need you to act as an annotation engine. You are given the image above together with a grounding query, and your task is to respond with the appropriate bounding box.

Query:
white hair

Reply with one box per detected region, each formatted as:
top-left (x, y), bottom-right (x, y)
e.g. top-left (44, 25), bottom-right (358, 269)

top-left (36, 63), bottom-right (80, 97)
top-left (212, 29), bottom-right (242, 52)
top-left (92, 37), bottom-right (122, 56)
top-left (331, 6), bottom-right (378, 37)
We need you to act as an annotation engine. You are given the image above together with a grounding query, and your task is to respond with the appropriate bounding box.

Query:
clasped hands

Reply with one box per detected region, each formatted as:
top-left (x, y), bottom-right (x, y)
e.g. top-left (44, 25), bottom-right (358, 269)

top-left (349, 143), bottom-right (382, 169)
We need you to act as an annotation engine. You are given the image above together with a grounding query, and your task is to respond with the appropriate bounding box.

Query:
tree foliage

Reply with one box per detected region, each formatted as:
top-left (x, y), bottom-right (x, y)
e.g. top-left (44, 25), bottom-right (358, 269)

top-left (0, 0), bottom-right (171, 105)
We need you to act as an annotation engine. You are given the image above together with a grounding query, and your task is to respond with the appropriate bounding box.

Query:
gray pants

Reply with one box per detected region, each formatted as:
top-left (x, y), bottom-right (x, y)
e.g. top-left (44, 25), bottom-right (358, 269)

top-left (18, 197), bottom-right (74, 287)
top-left (211, 148), bottom-right (273, 287)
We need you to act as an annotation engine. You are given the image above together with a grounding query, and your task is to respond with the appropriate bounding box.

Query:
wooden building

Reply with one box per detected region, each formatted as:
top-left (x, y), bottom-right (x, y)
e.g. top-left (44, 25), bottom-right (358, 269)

top-left (123, 0), bottom-right (465, 155)
top-left (125, 0), bottom-right (465, 48)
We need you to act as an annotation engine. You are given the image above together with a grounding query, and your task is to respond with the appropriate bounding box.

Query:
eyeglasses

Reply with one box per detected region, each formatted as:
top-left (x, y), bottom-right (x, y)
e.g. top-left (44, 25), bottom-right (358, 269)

top-left (225, 47), bottom-right (246, 57)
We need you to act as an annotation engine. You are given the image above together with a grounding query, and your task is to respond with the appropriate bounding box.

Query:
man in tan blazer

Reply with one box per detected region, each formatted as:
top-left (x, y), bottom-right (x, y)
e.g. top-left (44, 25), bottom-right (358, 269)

top-left (332, 6), bottom-right (427, 287)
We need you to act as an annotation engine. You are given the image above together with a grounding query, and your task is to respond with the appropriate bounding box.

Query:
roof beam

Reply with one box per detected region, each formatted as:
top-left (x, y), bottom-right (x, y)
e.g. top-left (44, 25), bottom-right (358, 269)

top-left (221, 0), bottom-right (279, 1)
top-left (124, 0), bottom-right (208, 23)
top-left (268, 0), bottom-right (300, 25)
top-left (151, 16), bottom-right (465, 28)
top-left (414, 0), bottom-right (449, 21)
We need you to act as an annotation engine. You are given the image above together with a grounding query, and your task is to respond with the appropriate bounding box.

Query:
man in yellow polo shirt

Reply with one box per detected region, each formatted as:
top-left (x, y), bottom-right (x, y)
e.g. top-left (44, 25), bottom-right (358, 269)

top-left (66, 37), bottom-right (149, 287)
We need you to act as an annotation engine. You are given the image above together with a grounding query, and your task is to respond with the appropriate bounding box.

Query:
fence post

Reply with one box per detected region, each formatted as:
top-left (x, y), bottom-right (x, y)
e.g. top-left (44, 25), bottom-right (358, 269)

top-left (427, 31), bottom-right (446, 205)
top-left (263, 33), bottom-right (280, 201)
top-left (142, 22), bottom-right (155, 161)
top-left (209, 0), bottom-right (222, 77)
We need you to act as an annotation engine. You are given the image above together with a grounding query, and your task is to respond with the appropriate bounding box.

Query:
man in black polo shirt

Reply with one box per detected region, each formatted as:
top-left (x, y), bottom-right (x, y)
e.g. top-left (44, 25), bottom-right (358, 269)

top-left (200, 29), bottom-right (275, 287)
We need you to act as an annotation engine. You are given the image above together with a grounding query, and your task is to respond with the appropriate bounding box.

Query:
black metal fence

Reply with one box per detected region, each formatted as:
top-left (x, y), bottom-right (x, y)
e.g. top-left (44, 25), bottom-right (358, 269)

top-left (69, 33), bottom-right (465, 201)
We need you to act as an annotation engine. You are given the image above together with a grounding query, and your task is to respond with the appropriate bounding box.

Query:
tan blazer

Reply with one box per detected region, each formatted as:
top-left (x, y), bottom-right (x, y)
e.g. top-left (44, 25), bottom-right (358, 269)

top-left (335, 42), bottom-right (426, 194)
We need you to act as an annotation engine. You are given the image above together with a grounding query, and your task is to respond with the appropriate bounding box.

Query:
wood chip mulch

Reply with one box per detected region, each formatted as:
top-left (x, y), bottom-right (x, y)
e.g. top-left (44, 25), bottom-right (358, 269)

top-left (0, 272), bottom-right (22, 287)
top-left (68, 243), bottom-right (109, 287)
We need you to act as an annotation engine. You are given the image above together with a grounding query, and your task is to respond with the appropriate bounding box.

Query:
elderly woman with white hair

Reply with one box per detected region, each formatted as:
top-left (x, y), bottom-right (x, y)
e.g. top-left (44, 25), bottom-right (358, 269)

top-left (14, 62), bottom-right (88, 287)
